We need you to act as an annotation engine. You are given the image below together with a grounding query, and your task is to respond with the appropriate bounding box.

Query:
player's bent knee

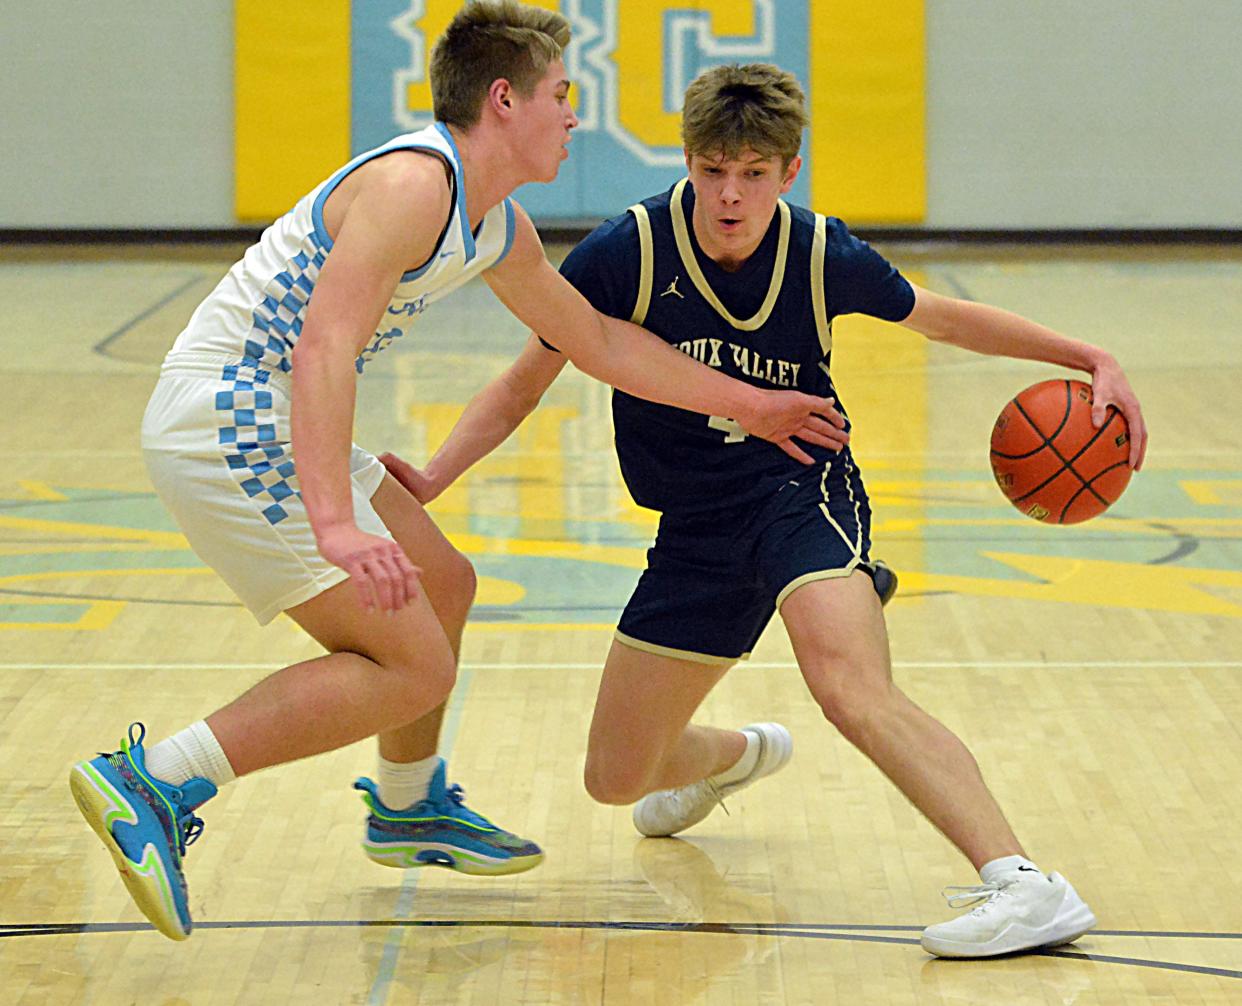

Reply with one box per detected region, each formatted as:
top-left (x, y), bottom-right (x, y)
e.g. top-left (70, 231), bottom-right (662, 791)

top-left (404, 670), bottom-right (456, 720)
top-left (386, 651), bottom-right (458, 714)
top-left (440, 549), bottom-right (478, 620)
top-left (583, 757), bottom-right (649, 806)
top-left (424, 655), bottom-right (459, 702)
top-left (453, 551), bottom-right (478, 607)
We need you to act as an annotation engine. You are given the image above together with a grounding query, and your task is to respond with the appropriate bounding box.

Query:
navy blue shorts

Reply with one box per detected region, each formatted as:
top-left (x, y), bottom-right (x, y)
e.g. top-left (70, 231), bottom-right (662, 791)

top-left (616, 456), bottom-right (878, 664)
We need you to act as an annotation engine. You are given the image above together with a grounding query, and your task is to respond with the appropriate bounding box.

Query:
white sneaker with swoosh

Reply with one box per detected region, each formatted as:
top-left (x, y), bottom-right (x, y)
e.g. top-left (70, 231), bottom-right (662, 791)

top-left (921, 868), bottom-right (1096, 957)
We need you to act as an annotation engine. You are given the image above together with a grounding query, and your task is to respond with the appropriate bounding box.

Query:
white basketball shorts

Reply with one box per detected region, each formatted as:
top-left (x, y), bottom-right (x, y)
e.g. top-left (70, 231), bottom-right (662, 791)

top-left (141, 352), bottom-right (391, 624)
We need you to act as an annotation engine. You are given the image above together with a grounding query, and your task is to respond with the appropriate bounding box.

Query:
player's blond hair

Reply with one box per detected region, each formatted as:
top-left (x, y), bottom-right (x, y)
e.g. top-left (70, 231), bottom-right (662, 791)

top-left (681, 63), bottom-right (808, 166)
top-left (430, 1), bottom-right (572, 128)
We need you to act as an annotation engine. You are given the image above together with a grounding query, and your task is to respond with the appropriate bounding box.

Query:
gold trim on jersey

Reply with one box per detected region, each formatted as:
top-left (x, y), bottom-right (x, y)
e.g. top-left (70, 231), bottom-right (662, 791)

top-left (668, 178), bottom-right (791, 331)
top-left (627, 202), bottom-right (654, 325)
top-left (811, 213), bottom-right (833, 356)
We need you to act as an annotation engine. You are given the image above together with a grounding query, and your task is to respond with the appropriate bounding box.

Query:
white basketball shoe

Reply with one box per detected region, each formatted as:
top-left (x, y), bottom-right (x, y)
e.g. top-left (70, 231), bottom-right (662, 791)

top-left (921, 867), bottom-right (1096, 958)
top-left (631, 723), bottom-right (793, 838)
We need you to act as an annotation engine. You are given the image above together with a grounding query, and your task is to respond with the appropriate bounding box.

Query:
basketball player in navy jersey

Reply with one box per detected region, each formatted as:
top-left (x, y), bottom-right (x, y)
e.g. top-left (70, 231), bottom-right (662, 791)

top-left (68, 10), bottom-right (844, 942)
top-left (386, 63), bottom-right (1148, 958)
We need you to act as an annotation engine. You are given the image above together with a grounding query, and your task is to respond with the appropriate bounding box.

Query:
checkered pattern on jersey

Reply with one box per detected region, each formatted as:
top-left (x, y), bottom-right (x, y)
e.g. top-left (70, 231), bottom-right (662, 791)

top-left (213, 241), bottom-right (328, 524)
top-left (248, 242), bottom-right (327, 374)
top-left (216, 363), bottom-right (297, 525)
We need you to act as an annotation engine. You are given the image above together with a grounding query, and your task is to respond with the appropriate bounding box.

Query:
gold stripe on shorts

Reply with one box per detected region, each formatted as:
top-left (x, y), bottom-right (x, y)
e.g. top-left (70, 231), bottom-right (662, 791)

top-left (613, 630), bottom-right (747, 667)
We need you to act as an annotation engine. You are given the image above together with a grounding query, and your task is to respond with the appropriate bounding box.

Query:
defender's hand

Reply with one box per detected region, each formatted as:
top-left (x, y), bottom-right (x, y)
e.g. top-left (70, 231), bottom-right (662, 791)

top-left (737, 391), bottom-right (850, 464)
top-left (1090, 358), bottom-right (1147, 470)
top-left (379, 451), bottom-right (443, 504)
top-left (316, 524), bottom-right (422, 613)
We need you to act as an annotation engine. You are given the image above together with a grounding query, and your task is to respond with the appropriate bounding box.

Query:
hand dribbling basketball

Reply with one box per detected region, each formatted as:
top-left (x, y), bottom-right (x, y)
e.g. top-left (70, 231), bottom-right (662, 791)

top-left (990, 379), bottom-right (1138, 524)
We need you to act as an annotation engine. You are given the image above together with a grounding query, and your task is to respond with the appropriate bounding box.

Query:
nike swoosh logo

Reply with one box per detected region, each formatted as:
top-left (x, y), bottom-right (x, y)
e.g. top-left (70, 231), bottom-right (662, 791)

top-left (1017, 865), bottom-right (1039, 873)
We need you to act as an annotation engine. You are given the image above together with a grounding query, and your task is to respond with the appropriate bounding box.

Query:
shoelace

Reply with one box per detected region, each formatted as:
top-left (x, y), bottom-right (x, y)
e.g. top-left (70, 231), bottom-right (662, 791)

top-left (115, 723), bottom-right (205, 857)
top-left (661, 779), bottom-right (729, 818)
top-left (110, 757), bottom-right (205, 857)
top-left (940, 882), bottom-right (1013, 911)
top-left (443, 783), bottom-right (496, 830)
top-left (171, 801), bottom-right (206, 855)
top-left (703, 779), bottom-right (729, 817)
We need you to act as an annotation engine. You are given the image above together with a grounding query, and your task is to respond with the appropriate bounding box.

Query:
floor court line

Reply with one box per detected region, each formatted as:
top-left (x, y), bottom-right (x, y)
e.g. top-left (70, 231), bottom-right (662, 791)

top-left (4, 920), bottom-right (1237, 940)
top-left (92, 272), bottom-right (207, 358)
top-left (1, 920), bottom-right (1237, 980)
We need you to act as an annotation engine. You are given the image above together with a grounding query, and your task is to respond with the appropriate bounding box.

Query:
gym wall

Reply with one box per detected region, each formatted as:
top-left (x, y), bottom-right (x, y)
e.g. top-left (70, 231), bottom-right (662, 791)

top-left (1, 1), bottom-right (1238, 230)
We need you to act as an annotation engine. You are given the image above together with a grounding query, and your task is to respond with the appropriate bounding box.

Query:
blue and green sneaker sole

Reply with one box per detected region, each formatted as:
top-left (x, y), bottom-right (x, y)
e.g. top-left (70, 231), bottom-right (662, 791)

top-left (361, 836), bottom-right (544, 875)
top-left (355, 769), bottom-right (544, 877)
top-left (69, 759), bottom-right (189, 941)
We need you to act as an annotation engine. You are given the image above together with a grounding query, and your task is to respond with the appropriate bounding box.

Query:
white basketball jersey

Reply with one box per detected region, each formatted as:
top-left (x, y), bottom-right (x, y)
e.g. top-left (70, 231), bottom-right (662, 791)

top-left (168, 123), bottom-right (516, 376)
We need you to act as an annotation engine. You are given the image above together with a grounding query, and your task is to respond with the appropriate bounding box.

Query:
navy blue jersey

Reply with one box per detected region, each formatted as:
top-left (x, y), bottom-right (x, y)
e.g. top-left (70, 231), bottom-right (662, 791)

top-left (554, 179), bottom-right (915, 514)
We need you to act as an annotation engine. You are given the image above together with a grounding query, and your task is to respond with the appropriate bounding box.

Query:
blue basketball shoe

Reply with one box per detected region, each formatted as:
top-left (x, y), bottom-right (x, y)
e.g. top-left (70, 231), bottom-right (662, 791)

top-left (353, 759), bottom-right (543, 876)
top-left (69, 724), bottom-right (216, 941)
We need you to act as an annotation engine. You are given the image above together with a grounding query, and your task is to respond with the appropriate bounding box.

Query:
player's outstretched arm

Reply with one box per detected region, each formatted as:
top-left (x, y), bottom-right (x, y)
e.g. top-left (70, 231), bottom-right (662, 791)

top-left (901, 284), bottom-right (1147, 469)
top-left (485, 204), bottom-right (848, 462)
top-left (290, 153), bottom-right (445, 610)
top-left (382, 333), bottom-right (567, 504)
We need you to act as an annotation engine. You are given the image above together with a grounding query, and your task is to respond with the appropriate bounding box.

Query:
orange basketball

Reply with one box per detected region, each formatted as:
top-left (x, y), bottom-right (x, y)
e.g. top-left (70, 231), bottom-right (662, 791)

top-left (990, 379), bottom-right (1132, 524)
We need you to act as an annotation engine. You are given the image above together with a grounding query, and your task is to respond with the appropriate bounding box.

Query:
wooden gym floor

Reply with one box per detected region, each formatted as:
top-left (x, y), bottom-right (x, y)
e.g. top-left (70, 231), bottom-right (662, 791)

top-left (0, 240), bottom-right (1239, 1004)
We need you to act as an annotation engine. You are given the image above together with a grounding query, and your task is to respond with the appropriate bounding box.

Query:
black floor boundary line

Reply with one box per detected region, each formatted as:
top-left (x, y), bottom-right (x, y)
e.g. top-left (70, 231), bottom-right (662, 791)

top-left (93, 273), bottom-right (206, 359)
top-left (762, 924), bottom-right (1242, 939)
top-left (3, 919), bottom-right (1239, 978)
top-left (1042, 948), bottom-right (1242, 980)
top-left (751, 932), bottom-right (1242, 979)
top-left (2, 918), bottom-right (1239, 956)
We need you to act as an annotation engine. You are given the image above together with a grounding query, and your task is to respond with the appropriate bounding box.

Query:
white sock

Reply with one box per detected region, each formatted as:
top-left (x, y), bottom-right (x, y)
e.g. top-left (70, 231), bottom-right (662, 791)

top-left (378, 754), bottom-right (440, 810)
top-left (145, 721), bottom-right (236, 788)
top-left (711, 729), bottom-right (760, 786)
top-left (979, 855), bottom-right (1041, 884)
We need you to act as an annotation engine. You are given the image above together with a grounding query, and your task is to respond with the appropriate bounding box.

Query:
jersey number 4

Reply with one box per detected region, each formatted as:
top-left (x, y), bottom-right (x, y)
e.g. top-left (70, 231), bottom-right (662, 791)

top-left (708, 415), bottom-right (749, 443)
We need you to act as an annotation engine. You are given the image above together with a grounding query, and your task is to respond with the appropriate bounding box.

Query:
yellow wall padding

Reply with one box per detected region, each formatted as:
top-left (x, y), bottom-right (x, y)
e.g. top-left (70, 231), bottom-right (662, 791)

top-left (234, 1), bottom-right (352, 222)
top-left (810, 2), bottom-right (926, 223)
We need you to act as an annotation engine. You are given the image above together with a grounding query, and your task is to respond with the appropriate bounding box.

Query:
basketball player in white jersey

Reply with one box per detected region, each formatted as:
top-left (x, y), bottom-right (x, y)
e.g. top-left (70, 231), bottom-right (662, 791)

top-left (68, 1), bottom-right (846, 941)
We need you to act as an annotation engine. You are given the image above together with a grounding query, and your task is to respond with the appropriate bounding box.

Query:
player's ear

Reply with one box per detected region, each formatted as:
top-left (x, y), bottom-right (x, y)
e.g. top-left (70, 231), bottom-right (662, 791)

top-left (683, 149), bottom-right (693, 174)
top-left (489, 78), bottom-right (515, 116)
top-left (780, 155), bottom-right (803, 193)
